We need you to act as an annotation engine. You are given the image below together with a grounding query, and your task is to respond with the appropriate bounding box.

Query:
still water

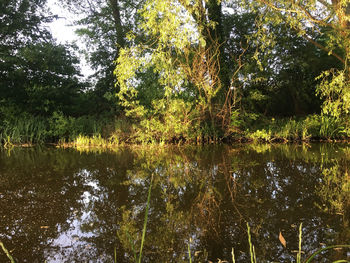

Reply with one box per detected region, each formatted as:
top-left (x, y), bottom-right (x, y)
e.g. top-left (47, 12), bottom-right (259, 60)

top-left (0, 144), bottom-right (349, 262)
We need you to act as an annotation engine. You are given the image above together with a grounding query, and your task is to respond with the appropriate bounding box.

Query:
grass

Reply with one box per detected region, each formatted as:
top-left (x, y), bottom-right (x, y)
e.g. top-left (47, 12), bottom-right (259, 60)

top-left (184, 222), bottom-right (349, 263)
top-left (1, 112), bottom-right (350, 147)
top-left (2, 200), bottom-right (348, 263)
top-left (304, 245), bottom-right (350, 263)
top-left (0, 116), bottom-right (48, 146)
top-left (231, 248), bottom-right (236, 263)
top-left (297, 223), bottom-right (303, 263)
top-left (244, 114), bottom-right (350, 143)
top-left (116, 175), bottom-right (153, 263)
top-left (72, 134), bottom-right (121, 149)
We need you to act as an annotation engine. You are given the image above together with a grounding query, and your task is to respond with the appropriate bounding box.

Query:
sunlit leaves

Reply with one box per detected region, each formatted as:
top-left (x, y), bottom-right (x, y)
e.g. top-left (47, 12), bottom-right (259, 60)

top-left (115, 0), bottom-right (227, 140)
top-left (316, 69), bottom-right (350, 117)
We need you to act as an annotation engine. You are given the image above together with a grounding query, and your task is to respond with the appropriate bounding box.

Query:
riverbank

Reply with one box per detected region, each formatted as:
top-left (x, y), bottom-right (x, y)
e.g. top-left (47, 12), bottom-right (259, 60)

top-left (1, 113), bottom-right (350, 148)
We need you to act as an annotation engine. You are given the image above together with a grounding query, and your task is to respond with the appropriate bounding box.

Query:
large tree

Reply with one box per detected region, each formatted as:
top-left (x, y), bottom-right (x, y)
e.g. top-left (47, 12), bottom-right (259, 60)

top-left (115, 0), bottom-right (251, 141)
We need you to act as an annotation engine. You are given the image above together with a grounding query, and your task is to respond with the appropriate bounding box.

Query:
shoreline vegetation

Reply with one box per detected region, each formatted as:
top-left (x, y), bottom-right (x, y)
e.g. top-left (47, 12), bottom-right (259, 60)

top-left (3, 0), bottom-right (350, 152)
top-left (1, 112), bottom-right (350, 149)
top-left (2, 0), bottom-right (350, 261)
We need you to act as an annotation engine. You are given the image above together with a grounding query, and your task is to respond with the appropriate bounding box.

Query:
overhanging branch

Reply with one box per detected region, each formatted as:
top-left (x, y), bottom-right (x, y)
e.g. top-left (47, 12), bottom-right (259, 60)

top-left (302, 34), bottom-right (345, 64)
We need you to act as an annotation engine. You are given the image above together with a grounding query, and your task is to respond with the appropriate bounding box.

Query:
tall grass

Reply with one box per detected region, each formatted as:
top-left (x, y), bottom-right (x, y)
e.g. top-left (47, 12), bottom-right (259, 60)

top-left (231, 248), bottom-right (236, 263)
top-left (1, 112), bottom-right (349, 146)
top-left (246, 114), bottom-right (349, 142)
top-left (0, 116), bottom-right (48, 145)
top-left (120, 176), bottom-right (153, 263)
top-left (0, 111), bottom-right (130, 147)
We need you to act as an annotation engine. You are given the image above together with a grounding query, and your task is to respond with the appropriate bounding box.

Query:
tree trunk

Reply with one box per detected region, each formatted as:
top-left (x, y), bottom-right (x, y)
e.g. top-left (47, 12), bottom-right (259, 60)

top-left (109, 0), bottom-right (126, 51)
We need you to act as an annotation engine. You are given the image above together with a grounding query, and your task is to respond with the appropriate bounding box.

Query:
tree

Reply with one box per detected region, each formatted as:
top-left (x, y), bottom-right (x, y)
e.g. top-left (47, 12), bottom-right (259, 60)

top-left (0, 0), bottom-right (53, 49)
top-left (59, 0), bottom-right (145, 114)
top-left (230, 13), bottom-right (342, 117)
top-left (1, 0), bottom-right (51, 107)
top-left (116, 0), bottom-right (251, 141)
top-left (0, 0), bottom-right (83, 116)
top-left (19, 42), bottom-right (84, 115)
top-left (246, 0), bottom-right (350, 117)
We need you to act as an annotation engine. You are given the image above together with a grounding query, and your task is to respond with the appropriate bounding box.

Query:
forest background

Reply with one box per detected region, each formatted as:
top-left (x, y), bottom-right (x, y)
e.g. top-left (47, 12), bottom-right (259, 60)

top-left (1, 0), bottom-right (350, 146)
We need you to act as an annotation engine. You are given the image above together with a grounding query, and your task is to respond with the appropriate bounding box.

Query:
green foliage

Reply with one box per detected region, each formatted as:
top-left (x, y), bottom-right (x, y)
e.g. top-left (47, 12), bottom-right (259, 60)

top-left (48, 112), bottom-right (112, 141)
top-left (2, 0), bottom-right (350, 145)
top-left (274, 119), bottom-right (301, 140)
top-left (316, 69), bottom-right (350, 118)
top-left (1, 1), bottom-right (84, 117)
top-left (48, 111), bottom-right (72, 139)
top-left (304, 115), bottom-right (345, 139)
top-left (248, 129), bottom-right (272, 142)
top-left (132, 99), bottom-right (195, 143)
top-left (116, 0), bottom-right (235, 142)
top-left (59, 0), bottom-right (143, 114)
top-left (0, 113), bottom-right (48, 145)
top-left (0, 0), bottom-right (53, 49)
top-left (244, 115), bottom-right (349, 142)
top-left (247, 0), bottom-right (350, 116)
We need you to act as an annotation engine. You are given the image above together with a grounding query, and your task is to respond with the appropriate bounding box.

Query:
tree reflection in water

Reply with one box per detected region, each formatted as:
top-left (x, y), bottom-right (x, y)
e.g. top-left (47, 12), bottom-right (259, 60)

top-left (0, 144), bottom-right (349, 262)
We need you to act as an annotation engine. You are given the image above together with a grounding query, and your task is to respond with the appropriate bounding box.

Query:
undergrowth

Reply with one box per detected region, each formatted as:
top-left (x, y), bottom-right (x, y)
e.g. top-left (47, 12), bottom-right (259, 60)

top-left (1, 112), bottom-right (350, 147)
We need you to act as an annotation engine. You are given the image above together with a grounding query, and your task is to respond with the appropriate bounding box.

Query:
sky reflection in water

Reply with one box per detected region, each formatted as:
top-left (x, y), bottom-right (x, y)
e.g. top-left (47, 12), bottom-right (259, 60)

top-left (0, 144), bottom-right (349, 262)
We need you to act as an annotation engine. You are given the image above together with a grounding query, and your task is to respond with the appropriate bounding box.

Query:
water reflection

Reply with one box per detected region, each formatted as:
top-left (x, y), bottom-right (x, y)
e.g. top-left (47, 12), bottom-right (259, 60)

top-left (0, 144), bottom-right (349, 262)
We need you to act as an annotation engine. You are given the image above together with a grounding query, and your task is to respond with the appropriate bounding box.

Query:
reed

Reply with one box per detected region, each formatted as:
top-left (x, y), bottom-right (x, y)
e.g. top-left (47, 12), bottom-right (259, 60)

top-left (0, 241), bottom-right (15, 263)
top-left (231, 248), bottom-right (236, 263)
top-left (0, 116), bottom-right (48, 145)
top-left (247, 223), bottom-right (257, 263)
top-left (188, 238), bottom-right (192, 263)
top-left (71, 133), bottom-right (121, 149)
top-left (297, 223), bottom-right (303, 263)
top-left (138, 175), bottom-right (153, 263)
top-left (246, 115), bottom-right (349, 142)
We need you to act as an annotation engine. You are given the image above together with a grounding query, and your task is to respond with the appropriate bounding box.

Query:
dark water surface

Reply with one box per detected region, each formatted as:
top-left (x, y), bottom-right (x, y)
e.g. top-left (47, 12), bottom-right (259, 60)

top-left (0, 144), bottom-right (349, 262)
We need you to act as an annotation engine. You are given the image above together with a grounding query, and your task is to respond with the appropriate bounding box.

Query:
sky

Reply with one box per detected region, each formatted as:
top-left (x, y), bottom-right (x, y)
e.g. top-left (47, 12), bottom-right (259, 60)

top-left (47, 0), bottom-right (77, 44)
top-left (47, 0), bottom-right (94, 77)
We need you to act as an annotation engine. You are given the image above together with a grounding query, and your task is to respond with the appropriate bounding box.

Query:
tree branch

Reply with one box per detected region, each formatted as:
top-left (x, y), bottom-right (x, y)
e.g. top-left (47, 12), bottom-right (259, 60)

top-left (259, 0), bottom-right (334, 29)
top-left (302, 34), bottom-right (345, 64)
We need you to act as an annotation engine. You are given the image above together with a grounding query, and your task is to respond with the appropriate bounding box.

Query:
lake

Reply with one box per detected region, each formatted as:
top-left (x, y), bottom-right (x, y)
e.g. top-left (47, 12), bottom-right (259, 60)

top-left (0, 144), bottom-right (349, 262)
